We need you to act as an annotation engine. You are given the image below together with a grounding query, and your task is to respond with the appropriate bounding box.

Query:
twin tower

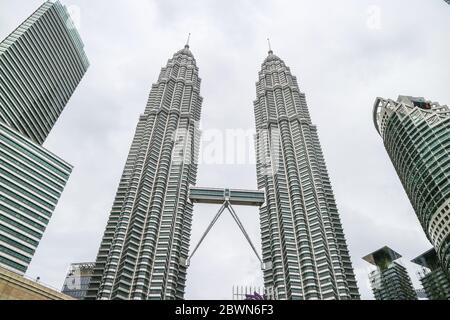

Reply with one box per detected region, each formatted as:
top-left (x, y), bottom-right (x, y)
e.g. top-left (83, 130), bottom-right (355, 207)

top-left (86, 44), bottom-right (360, 300)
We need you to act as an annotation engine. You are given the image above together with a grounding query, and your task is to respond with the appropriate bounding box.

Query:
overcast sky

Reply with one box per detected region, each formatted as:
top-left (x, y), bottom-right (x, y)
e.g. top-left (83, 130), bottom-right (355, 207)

top-left (1, 0), bottom-right (449, 300)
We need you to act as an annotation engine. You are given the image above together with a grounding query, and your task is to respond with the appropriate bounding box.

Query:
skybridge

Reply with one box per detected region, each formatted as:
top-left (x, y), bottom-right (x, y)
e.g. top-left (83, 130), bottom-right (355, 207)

top-left (189, 187), bottom-right (265, 207)
top-left (186, 187), bottom-right (270, 271)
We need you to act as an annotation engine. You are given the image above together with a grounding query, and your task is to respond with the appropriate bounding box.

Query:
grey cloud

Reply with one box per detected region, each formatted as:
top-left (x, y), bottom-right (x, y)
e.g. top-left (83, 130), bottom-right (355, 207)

top-left (1, 0), bottom-right (449, 299)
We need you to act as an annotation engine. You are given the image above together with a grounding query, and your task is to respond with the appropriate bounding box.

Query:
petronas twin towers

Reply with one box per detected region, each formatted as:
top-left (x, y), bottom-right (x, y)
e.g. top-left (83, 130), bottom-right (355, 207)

top-left (255, 50), bottom-right (359, 300)
top-left (86, 44), bottom-right (360, 300)
top-left (86, 45), bottom-right (201, 300)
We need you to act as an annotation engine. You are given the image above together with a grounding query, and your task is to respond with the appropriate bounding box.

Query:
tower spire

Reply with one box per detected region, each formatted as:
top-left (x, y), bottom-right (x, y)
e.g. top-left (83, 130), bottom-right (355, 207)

top-left (267, 38), bottom-right (273, 54)
top-left (185, 33), bottom-right (191, 48)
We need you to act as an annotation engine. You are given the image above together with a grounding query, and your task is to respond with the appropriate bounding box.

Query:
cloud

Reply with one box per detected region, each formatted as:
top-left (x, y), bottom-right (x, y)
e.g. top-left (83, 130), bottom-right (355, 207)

top-left (1, 0), bottom-right (449, 299)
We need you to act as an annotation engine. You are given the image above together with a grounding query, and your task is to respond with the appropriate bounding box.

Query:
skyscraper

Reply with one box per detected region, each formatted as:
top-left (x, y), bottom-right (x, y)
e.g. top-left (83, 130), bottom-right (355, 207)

top-left (253, 49), bottom-right (359, 300)
top-left (61, 262), bottom-right (95, 300)
top-left (412, 248), bottom-right (450, 300)
top-left (373, 96), bottom-right (450, 276)
top-left (0, 1), bottom-right (88, 275)
top-left (0, 0), bottom-right (89, 144)
top-left (86, 44), bottom-right (202, 300)
top-left (363, 246), bottom-right (417, 300)
top-left (0, 123), bottom-right (72, 274)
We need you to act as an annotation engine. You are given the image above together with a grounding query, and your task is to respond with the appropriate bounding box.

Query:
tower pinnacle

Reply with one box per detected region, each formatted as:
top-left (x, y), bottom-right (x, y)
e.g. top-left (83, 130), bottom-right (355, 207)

top-left (267, 38), bottom-right (273, 54)
top-left (185, 33), bottom-right (191, 49)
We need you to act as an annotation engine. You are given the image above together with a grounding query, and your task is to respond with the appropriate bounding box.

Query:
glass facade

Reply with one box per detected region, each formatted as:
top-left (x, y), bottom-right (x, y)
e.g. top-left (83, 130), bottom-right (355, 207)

top-left (374, 96), bottom-right (450, 276)
top-left (0, 1), bottom-right (87, 275)
top-left (61, 262), bottom-right (95, 300)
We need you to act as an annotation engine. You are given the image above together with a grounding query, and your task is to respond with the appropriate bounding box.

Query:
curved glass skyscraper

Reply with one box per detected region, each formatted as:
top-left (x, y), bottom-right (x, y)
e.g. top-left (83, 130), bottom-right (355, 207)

top-left (86, 45), bottom-right (202, 300)
top-left (254, 50), bottom-right (360, 300)
top-left (373, 95), bottom-right (450, 276)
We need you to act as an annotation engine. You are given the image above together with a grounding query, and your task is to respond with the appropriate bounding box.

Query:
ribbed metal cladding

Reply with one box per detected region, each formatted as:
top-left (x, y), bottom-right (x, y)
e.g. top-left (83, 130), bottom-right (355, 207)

top-left (0, 0), bottom-right (87, 275)
top-left (0, 0), bottom-right (89, 145)
top-left (253, 51), bottom-right (360, 300)
top-left (86, 46), bottom-right (202, 300)
top-left (373, 96), bottom-right (450, 276)
top-left (0, 122), bottom-right (72, 274)
top-left (420, 269), bottom-right (450, 300)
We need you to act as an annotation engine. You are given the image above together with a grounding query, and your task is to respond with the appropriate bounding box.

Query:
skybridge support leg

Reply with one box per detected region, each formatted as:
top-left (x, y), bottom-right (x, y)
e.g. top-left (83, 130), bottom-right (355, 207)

top-left (226, 203), bottom-right (263, 267)
top-left (185, 202), bottom-right (227, 267)
top-left (185, 201), bottom-right (271, 271)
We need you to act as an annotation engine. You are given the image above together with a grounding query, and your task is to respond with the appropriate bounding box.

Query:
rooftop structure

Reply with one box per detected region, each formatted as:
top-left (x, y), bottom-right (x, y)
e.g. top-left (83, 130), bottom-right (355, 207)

top-left (412, 249), bottom-right (450, 300)
top-left (363, 246), bottom-right (417, 300)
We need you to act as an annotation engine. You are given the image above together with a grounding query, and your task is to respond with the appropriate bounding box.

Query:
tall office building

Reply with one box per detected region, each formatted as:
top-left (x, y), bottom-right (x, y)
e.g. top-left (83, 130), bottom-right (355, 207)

top-left (412, 248), bottom-right (450, 300)
top-left (86, 44), bottom-right (202, 300)
top-left (0, 123), bottom-right (72, 274)
top-left (363, 246), bottom-right (417, 300)
top-left (0, 1), bottom-right (88, 274)
top-left (373, 96), bottom-right (450, 276)
top-left (253, 49), bottom-right (359, 300)
top-left (0, 0), bottom-right (89, 144)
top-left (61, 262), bottom-right (95, 300)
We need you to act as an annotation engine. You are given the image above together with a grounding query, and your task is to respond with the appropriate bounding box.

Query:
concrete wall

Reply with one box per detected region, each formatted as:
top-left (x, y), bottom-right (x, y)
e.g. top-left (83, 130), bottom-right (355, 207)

top-left (0, 266), bottom-right (74, 300)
